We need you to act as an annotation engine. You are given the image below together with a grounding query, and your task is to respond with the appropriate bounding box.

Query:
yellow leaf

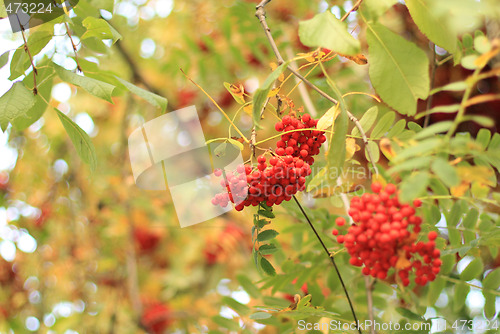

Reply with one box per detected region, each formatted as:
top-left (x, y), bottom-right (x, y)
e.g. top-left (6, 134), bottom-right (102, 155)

top-left (372, 173), bottom-right (386, 186)
top-left (317, 104), bottom-right (340, 130)
top-left (379, 138), bottom-right (395, 160)
top-left (243, 104), bottom-right (253, 114)
top-left (345, 137), bottom-right (360, 161)
top-left (451, 181), bottom-right (469, 197)
top-left (268, 86), bottom-right (281, 97)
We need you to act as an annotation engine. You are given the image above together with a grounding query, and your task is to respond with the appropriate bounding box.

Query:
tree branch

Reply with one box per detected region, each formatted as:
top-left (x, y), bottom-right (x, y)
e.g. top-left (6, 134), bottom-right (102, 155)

top-left (18, 18), bottom-right (37, 95)
top-left (341, 0), bottom-right (364, 22)
top-left (115, 40), bottom-right (162, 96)
top-left (285, 47), bottom-right (318, 116)
top-left (254, 2), bottom-right (379, 176)
top-left (292, 196), bottom-right (362, 334)
top-left (64, 22), bottom-right (82, 73)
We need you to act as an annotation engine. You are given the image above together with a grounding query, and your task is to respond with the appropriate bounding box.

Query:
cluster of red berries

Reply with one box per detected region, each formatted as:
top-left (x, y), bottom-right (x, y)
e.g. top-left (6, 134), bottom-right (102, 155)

top-left (332, 182), bottom-right (441, 286)
top-left (211, 113), bottom-right (325, 211)
top-left (274, 113), bottom-right (326, 166)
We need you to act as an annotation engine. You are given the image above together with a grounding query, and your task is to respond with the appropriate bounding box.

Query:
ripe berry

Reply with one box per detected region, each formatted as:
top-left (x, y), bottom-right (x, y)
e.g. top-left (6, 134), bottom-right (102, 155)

top-left (335, 217), bottom-right (346, 226)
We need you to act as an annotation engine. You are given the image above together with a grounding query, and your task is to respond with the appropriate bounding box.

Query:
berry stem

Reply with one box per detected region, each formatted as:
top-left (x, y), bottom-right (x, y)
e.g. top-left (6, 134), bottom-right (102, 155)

top-left (292, 195), bottom-right (362, 334)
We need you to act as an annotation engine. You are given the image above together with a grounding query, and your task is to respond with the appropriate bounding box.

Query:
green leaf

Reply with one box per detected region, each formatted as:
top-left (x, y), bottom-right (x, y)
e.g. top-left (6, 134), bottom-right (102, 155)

top-left (211, 315), bottom-right (240, 331)
top-left (0, 82), bottom-right (36, 131)
top-left (81, 17), bottom-right (122, 44)
top-left (214, 142), bottom-right (227, 157)
top-left (227, 138), bottom-right (244, 151)
top-left (361, 0), bottom-right (398, 19)
top-left (10, 31), bottom-right (53, 80)
top-left (258, 209), bottom-right (275, 219)
top-left (115, 76), bottom-right (167, 111)
top-left (461, 55), bottom-right (478, 70)
top-left (417, 104), bottom-right (460, 120)
top-left (371, 111), bottom-right (395, 138)
top-left (476, 128), bottom-right (491, 149)
top-left (13, 67), bottom-right (54, 130)
top-left (366, 22), bottom-right (430, 115)
top-left (365, 140), bottom-right (380, 163)
top-left (474, 35), bottom-right (492, 54)
top-left (327, 109), bottom-right (348, 180)
top-left (462, 209), bottom-right (478, 229)
top-left (405, 0), bottom-right (457, 53)
top-left (399, 171), bottom-right (429, 203)
top-left (259, 244), bottom-right (279, 255)
top-left (55, 109), bottom-right (97, 172)
top-left (256, 219), bottom-right (270, 229)
top-left (0, 51), bottom-right (9, 70)
top-left (306, 167), bottom-right (328, 192)
top-left (54, 64), bottom-right (115, 103)
top-left (452, 285), bottom-right (469, 312)
top-left (395, 307), bottom-right (424, 321)
top-left (427, 277), bottom-right (446, 305)
top-left (296, 294), bottom-right (312, 309)
top-left (413, 121), bottom-right (453, 140)
top-left (431, 158), bottom-right (459, 187)
top-left (252, 61), bottom-right (289, 128)
top-left (430, 81), bottom-right (467, 95)
top-left (484, 292), bottom-right (496, 319)
top-left (299, 11), bottom-right (361, 56)
top-left (236, 275), bottom-right (260, 299)
top-left (393, 138), bottom-right (442, 162)
top-left (460, 258), bottom-right (483, 281)
top-left (387, 119), bottom-right (406, 138)
top-left (249, 312), bottom-right (272, 320)
top-left (222, 296), bottom-right (251, 316)
top-left (257, 229), bottom-right (279, 242)
top-left (462, 115), bottom-right (495, 128)
top-left (90, 0), bottom-right (114, 13)
top-left (389, 156), bottom-right (432, 174)
top-left (259, 256), bottom-right (276, 276)
top-left (351, 106), bottom-right (378, 136)
top-left (483, 268), bottom-right (500, 290)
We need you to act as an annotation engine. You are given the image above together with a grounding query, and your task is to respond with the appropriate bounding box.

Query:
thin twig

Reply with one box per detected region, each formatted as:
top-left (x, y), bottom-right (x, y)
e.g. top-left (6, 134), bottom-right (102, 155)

top-left (18, 19), bottom-right (37, 95)
top-left (254, 2), bottom-right (379, 176)
top-left (285, 47), bottom-right (317, 116)
top-left (292, 196), bottom-right (362, 334)
top-left (423, 43), bottom-right (436, 128)
top-left (64, 22), bottom-right (82, 73)
top-left (341, 0), bottom-right (363, 22)
top-left (181, 69), bottom-right (250, 143)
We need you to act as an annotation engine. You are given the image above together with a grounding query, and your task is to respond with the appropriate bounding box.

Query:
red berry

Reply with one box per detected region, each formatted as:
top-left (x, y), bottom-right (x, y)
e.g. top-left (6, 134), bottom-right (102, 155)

top-left (371, 182), bottom-right (382, 193)
top-left (336, 217), bottom-right (346, 226)
top-left (385, 184), bottom-right (396, 194)
top-left (428, 231), bottom-right (438, 241)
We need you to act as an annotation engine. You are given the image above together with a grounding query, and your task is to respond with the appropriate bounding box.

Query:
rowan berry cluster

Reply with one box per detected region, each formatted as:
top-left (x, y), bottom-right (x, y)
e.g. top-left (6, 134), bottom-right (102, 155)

top-left (332, 182), bottom-right (441, 286)
top-left (274, 113), bottom-right (326, 166)
top-left (211, 112), bottom-right (325, 211)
